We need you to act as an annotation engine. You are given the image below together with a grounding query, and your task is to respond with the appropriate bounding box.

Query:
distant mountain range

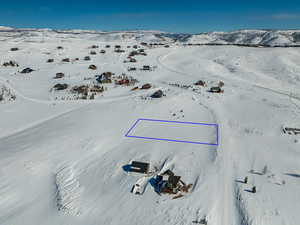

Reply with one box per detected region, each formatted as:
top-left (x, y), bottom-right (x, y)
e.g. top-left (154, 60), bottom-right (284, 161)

top-left (0, 26), bottom-right (299, 46)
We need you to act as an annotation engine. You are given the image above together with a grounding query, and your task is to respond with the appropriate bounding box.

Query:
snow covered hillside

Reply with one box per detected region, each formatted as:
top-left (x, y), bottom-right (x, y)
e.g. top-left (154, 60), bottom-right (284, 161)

top-left (185, 30), bottom-right (300, 46)
top-left (0, 28), bottom-right (300, 225)
top-left (1, 26), bottom-right (300, 46)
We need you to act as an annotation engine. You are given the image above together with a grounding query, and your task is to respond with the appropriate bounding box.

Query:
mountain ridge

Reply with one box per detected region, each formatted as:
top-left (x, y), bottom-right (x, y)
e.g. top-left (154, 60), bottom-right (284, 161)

top-left (0, 26), bottom-right (300, 46)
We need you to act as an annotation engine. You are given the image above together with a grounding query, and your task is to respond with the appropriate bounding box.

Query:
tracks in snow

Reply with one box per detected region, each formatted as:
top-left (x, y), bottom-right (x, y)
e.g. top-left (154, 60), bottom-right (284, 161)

top-left (157, 48), bottom-right (235, 225)
top-left (56, 165), bottom-right (82, 216)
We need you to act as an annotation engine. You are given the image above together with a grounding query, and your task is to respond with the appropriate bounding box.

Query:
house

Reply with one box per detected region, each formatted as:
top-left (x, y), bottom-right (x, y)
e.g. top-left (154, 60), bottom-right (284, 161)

top-left (102, 71), bottom-right (114, 77)
top-left (90, 85), bottom-right (104, 93)
top-left (96, 73), bottom-right (112, 83)
top-left (116, 79), bottom-right (130, 85)
top-left (90, 45), bottom-right (99, 49)
top-left (10, 47), bottom-right (19, 51)
top-left (142, 65), bottom-right (151, 71)
top-left (129, 51), bottom-right (138, 57)
top-left (71, 85), bottom-right (89, 95)
top-left (131, 86), bottom-right (139, 91)
top-left (53, 83), bottom-right (68, 91)
top-left (20, 68), bottom-right (34, 74)
top-left (209, 87), bottom-right (223, 93)
top-left (3, 61), bottom-right (19, 67)
top-left (54, 73), bottom-right (65, 79)
top-left (115, 49), bottom-right (125, 53)
top-left (283, 127), bottom-right (300, 135)
top-left (62, 58), bottom-right (70, 62)
top-left (157, 175), bottom-right (181, 194)
top-left (153, 170), bottom-right (182, 194)
top-left (89, 65), bottom-right (97, 70)
top-left (194, 80), bottom-right (205, 86)
top-left (151, 90), bottom-right (163, 98)
top-left (141, 83), bottom-right (151, 89)
top-left (128, 67), bottom-right (137, 71)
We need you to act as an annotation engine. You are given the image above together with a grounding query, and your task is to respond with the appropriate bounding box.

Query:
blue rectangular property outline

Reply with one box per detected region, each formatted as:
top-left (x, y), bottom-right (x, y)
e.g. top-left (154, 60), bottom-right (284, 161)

top-left (125, 118), bottom-right (219, 146)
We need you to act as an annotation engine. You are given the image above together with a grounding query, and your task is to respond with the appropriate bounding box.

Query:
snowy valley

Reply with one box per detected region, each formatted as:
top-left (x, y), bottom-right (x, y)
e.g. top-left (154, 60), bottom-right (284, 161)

top-left (0, 27), bottom-right (300, 225)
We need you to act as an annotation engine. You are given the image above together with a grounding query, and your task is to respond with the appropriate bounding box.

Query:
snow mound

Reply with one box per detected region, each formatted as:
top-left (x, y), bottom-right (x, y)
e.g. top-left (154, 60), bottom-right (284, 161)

top-left (55, 166), bottom-right (82, 216)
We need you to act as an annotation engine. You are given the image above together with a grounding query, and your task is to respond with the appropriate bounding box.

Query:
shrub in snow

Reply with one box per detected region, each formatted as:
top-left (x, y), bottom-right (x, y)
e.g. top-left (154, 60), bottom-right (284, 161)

top-left (0, 85), bottom-right (16, 103)
top-left (262, 165), bottom-right (268, 175)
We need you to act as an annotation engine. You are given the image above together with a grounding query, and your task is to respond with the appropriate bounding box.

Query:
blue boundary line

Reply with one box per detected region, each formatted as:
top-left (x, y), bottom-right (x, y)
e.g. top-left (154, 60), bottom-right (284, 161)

top-left (125, 118), bottom-right (219, 146)
top-left (125, 118), bottom-right (140, 136)
top-left (216, 124), bottom-right (219, 145)
top-left (126, 135), bottom-right (218, 145)
top-left (139, 118), bottom-right (217, 126)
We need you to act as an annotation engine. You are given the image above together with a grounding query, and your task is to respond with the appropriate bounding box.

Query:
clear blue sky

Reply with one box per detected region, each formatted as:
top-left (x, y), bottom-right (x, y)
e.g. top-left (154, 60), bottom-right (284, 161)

top-left (1, 0), bottom-right (300, 33)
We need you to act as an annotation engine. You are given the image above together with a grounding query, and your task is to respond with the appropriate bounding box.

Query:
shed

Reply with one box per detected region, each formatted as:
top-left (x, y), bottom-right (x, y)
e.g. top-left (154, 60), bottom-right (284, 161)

top-left (129, 161), bottom-right (149, 174)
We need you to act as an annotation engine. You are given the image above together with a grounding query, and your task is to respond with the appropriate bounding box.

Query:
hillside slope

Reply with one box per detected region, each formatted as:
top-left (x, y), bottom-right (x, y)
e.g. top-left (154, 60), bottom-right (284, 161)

top-left (0, 30), bottom-right (300, 225)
